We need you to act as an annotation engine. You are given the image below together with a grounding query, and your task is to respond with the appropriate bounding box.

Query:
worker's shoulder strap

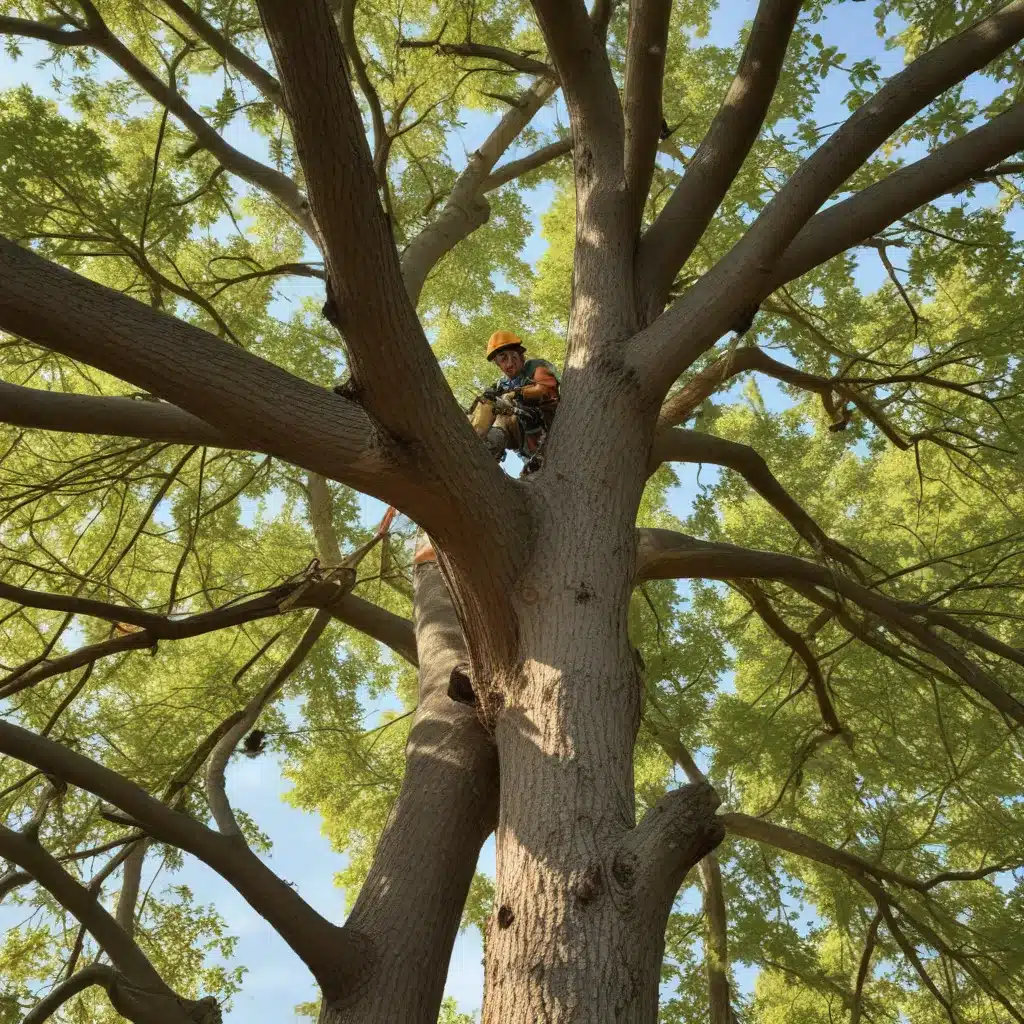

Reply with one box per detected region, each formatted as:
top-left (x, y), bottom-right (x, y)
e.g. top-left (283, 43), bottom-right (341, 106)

top-left (524, 358), bottom-right (560, 382)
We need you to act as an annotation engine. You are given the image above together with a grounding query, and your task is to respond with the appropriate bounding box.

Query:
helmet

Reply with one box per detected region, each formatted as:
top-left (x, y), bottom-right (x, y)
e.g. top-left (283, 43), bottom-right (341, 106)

top-left (486, 330), bottom-right (524, 361)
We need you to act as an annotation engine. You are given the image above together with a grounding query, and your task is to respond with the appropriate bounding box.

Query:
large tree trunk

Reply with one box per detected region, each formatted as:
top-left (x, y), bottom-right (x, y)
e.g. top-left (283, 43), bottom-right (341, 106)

top-left (474, 377), bottom-right (722, 1022)
top-left (479, 555), bottom-right (721, 1021)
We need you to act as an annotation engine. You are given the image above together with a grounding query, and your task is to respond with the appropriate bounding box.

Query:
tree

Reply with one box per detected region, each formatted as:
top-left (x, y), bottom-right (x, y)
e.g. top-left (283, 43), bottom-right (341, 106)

top-left (0, 0), bottom-right (1023, 1020)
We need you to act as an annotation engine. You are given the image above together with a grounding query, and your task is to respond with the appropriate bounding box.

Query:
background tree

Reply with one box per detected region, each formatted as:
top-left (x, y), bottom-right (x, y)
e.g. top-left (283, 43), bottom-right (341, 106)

top-left (1, 0), bottom-right (1023, 1021)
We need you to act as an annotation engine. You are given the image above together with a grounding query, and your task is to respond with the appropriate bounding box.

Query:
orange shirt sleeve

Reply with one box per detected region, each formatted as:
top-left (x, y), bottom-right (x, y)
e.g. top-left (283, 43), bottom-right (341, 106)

top-left (520, 365), bottom-right (559, 404)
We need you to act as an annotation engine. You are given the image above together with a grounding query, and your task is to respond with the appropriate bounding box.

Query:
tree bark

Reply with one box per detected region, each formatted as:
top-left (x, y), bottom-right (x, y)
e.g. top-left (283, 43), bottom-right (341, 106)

top-left (471, 385), bottom-right (721, 1021)
top-left (321, 560), bottom-right (498, 1023)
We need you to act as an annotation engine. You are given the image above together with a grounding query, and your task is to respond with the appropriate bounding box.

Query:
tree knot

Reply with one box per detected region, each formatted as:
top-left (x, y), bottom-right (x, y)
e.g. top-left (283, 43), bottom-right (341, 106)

top-left (575, 862), bottom-right (604, 905)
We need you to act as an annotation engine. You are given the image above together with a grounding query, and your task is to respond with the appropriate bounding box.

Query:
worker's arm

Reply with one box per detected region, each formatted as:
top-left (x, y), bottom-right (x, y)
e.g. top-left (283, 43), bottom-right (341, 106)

top-left (519, 366), bottom-right (559, 404)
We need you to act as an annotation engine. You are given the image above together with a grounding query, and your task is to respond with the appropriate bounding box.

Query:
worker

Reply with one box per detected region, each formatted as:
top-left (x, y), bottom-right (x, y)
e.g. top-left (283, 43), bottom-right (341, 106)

top-left (470, 330), bottom-right (560, 473)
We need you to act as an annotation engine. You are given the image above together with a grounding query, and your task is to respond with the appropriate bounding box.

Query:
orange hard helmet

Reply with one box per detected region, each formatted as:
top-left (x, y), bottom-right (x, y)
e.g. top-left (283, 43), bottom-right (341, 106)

top-left (486, 330), bottom-right (524, 361)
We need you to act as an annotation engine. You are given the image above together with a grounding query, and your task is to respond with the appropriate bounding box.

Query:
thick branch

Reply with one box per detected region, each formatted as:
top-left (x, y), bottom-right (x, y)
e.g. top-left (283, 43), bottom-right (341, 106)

top-left (331, 594), bottom-right (416, 664)
top-left (0, 721), bottom-right (367, 997)
top-left (750, 1), bottom-right (1024, 272)
top-left (623, 0), bottom-right (672, 232)
top-left (401, 78), bottom-right (559, 303)
top-left (160, 0), bottom-right (283, 104)
top-left (529, 0), bottom-right (623, 168)
top-left (23, 964), bottom-right (120, 1024)
top-left (638, 0), bottom-right (802, 314)
top-left (337, 560), bottom-right (498, 1018)
top-left (399, 37), bottom-right (556, 78)
top-left (0, 236), bottom-right (418, 500)
top-left (617, 782), bottom-right (724, 914)
top-left (772, 101), bottom-right (1024, 288)
top-left (0, 382), bottom-right (237, 448)
top-left (257, 0), bottom-right (454, 437)
top-left (258, 1), bottom-right (526, 624)
top-left (0, 826), bottom-right (193, 1024)
top-left (633, 2), bottom-right (1024, 391)
top-left (0, 15), bottom-right (92, 45)
top-left (650, 428), bottom-right (862, 572)
top-left (635, 530), bottom-right (1024, 725)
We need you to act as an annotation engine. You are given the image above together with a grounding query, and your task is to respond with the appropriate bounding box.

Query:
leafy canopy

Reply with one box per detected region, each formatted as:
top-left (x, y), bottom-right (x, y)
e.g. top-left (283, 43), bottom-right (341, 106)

top-left (0, 0), bottom-right (1023, 1020)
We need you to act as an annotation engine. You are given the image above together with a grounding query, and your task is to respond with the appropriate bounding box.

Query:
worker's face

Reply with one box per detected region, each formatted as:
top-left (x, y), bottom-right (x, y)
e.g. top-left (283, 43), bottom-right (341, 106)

top-left (494, 347), bottom-right (525, 379)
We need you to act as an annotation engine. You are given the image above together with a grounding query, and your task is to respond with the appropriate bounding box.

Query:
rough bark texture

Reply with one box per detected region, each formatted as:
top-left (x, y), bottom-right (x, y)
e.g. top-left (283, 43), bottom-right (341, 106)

top-left (470, 374), bottom-right (720, 1020)
top-left (321, 561), bottom-right (498, 1023)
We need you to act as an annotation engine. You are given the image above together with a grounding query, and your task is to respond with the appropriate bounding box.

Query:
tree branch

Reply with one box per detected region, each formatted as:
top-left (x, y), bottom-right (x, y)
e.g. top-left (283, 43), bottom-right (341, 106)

top-left (399, 36), bottom-right (556, 78)
top-left (734, 581), bottom-right (845, 737)
top-left (528, 0), bottom-right (623, 169)
top-left (206, 609), bottom-right (333, 834)
top-left (655, 339), bottom-right (995, 457)
top-left (334, 0), bottom-right (391, 208)
top-left (850, 910), bottom-right (882, 1024)
top-left (877, 900), bottom-right (957, 1020)
top-left (337, 560), bottom-right (499, 1018)
top-left (0, 14), bottom-right (92, 46)
top-left (729, 813), bottom-right (1023, 1021)
top-left (639, 725), bottom-right (734, 1021)
top-left (638, 0), bottom-right (802, 315)
top-left (772, 101), bottom-right (1024, 289)
top-left (0, 6), bottom-right (310, 231)
top-left (654, 345), bottom-right (845, 430)
top-left (699, 854), bottom-right (734, 1024)
top-left (257, 0), bottom-right (526, 624)
top-left (0, 571), bottom-right (415, 698)
top-left (207, 261), bottom-right (324, 297)
top-left (113, 845), bottom-right (146, 939)
top-left (22, 963), bottom-right (122, 1024)
top-left (483, 137), bottom-right (573, 191)
top-left (635, 529), bottom-right (1024, 725)
top-left (649, 428), bottom-right (863, 573)
top-left (400, 77), bottom-right (559, 303)
top-left (0, 382), bottom-right (239, 449)
top-left (331, 593), bottom-right (417, 664)
top-left (257, 0), bottom-right (452, 435)
top-left (0, 236), bottom-right (441, 509)
top-left (617, 782), bottom-right (724, 917)
top-left (632, 2), bottom-right (1024, 393)
top-left (623, 0), bottom-right (673, 233)
top-left (160, 0), bottom-right (283, 104)
top-left (0, 825), bottom-right (198, 1024)
top-left (0, 721), bottom-right (368, 997)
top-left (208, 520), bottom-right (386, 833)
top-left (720, 812), bottom-right (924, 892)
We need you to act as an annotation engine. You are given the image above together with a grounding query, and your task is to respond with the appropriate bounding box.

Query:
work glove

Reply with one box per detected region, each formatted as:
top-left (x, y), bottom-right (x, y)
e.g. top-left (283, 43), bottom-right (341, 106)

top-left (494, 395), bottom-right (517, 415)
top-left (481, 387), bottom-right (500, 402)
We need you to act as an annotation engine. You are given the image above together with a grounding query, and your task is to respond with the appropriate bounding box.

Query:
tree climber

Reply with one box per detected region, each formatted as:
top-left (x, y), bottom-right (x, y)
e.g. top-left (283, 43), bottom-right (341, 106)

top-left (469, 330), bottom-right (560, 474)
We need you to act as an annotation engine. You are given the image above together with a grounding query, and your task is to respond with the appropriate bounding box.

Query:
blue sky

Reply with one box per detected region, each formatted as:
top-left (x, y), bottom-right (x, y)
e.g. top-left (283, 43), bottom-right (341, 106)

top-left (1, 1), bottom-right (1021, 1020)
